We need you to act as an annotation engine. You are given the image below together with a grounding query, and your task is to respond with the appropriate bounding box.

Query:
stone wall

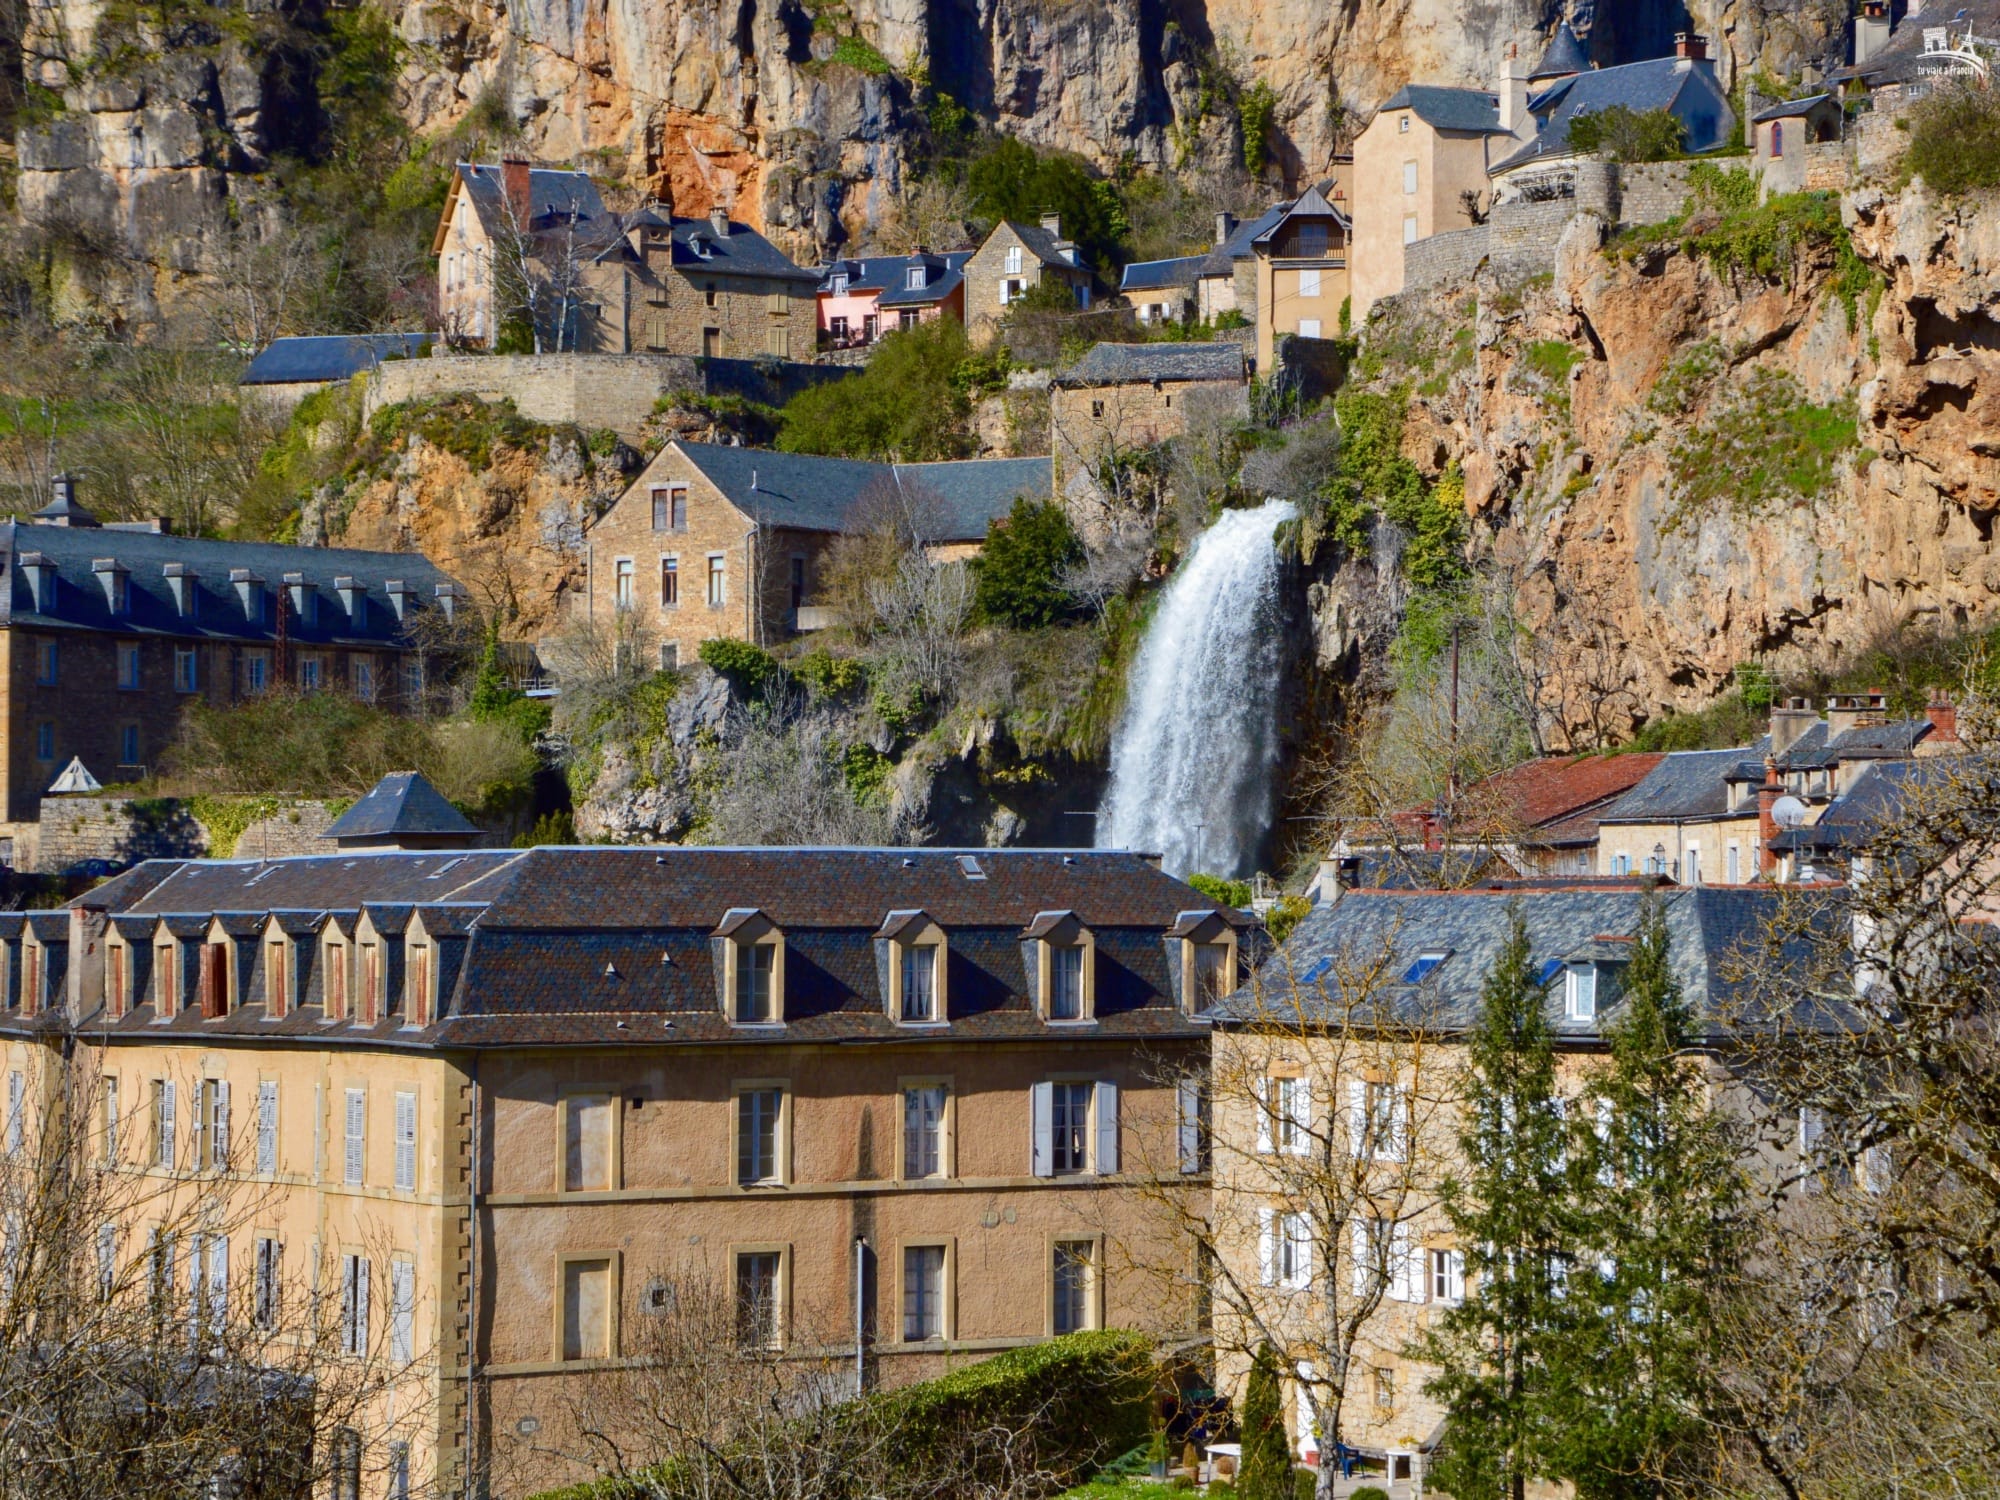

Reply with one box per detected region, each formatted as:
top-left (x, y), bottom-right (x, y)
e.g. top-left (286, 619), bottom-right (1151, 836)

top-left (364, 354), bottom-right (851, 440)
top-left (34, 795), bottom-right (345, 872)
top-left (1804, 142), bottom-right (1850, 193)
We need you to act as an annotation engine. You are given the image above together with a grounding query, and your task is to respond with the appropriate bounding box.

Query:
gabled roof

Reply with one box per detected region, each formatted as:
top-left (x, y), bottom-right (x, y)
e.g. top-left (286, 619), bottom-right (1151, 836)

top-left (1056, 342), bottom-right (1247, 386)
top-left (240, 334), bottom-right (433, 387)
top-left (1119, 255), bottom-right (1208, 293)
top-left (1377, 84), bottom-right (1507, 136)
top-left (1198, 204), bottom-right (1288, 278)
top-left (821, 251), bottom-right (972, 298)
top-left (662, 441), bottom-right (1050, 543)
top-left (1836, 0), bottom-right (2000, 84)
top-left (1250, 183), bottom-right (1352, 245)
top-left (1768, 757), bottom-right (1970, 851)
top-left (1752, 92), bottom-right (1836, 123)
top-left (447, 162), bottom-right (609, 243)
top-left (993, 220), bottom-right (1087, 274)
top-left (1530, 21), bottom-right (1591, 82)
top-left (1601, 743), bottom-right (1771, 823)
top-left (324, 772), bottom-right (481, 843)
top-left (1405, 753), bottom-right (1667, 840)
top-left (1493, 55), bottom-right (1733, 174)
top-left (652, 214), bottom-right (821, 283)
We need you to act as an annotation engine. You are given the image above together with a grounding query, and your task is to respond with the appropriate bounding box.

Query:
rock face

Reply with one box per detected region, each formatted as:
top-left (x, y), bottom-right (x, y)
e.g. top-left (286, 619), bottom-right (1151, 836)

top-left (9, 0), bottom-right (1846, 321)
top-left (1356, 182), bottom-right (2000, 738)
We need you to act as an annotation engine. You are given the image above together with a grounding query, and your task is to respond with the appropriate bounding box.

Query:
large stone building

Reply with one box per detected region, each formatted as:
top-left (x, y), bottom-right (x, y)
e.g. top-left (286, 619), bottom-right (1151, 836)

top-left (1251, 185), bottom-right (1353, 372)
top-left (1, 838), bottom-right (1245, 1494)
top-left (433, 161), bottom-right (819, 359)
top-left (582, 441), bottom-right (1052, 662)
top-left (1050, 343), bottom-right (1248, 494)
top-left (961, 216), bottom-right (1095, 338)
top-left (0, 482), bottom-right (461, 866)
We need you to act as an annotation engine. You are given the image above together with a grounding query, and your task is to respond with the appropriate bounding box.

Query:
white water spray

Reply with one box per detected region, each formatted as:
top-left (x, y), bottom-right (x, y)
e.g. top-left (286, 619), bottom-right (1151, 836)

top-left (1097, 499), bottom-right (1296, 878)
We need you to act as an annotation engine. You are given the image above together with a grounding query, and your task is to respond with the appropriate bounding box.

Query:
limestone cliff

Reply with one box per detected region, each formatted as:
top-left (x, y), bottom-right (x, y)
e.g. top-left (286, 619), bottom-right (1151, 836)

top-left (1349, 181), bottom-right (2000, 734)
top-left (7, 0), bottom-right (1848, 321)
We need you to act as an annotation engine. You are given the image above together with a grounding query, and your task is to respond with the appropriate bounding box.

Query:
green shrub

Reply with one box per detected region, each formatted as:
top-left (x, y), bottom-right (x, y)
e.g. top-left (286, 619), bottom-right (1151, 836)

top-left (1666, 368), bottom-right (1855, 532)
top-left (1237, 1345), bottom-right (1291, 1500)
top-left (1239, 81), bottom-right (1278, 173)
top-left (794, 648), bottom-right (866, 698)
top-left (697, 637), bottom-right (781, 694)
top-left (1686, 159), bottom-right (1758, 214)
top-left (1264, 894), bottom-right (1313, 946)
top-left (512, 810), bottom-right (576, 847)
top-left (966, 135), bottom-right (1129, 274)
top-left (1902, 81), bottom-right (2000, 196)
top-left (1646, 338), bottom-right (1725, 415)
top-left (1350, 1487), bottom-right (1391, 1500)
top-left (1524, 339), bottom-right (1582, 383)
top-left (1188, 872), bottom-right (1253, 908)
top-left (1566, 105), bottom-right (1685, 162)
top-left (1295, 1473), bottom-right (1328, 1500)
top-left (779, 319), bottom-right (977, 461)
top-left (827, 33), bottom-right (892, 75)
top-left (974, 497), bottom-right (1084, 630)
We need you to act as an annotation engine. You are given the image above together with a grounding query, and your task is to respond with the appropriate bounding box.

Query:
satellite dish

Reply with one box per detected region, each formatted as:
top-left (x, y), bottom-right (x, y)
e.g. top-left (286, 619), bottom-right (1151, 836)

top-left (1771, 794), bottom-right (1810, 831)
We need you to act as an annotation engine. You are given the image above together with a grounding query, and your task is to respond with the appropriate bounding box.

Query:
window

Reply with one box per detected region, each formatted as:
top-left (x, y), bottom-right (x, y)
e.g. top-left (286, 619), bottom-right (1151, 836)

top-left (829, 314), bottom-right (849, 340)
top-left (1300, 267), bottom-right (1321, 297)
top-left (264, 940), bottom-right (288, 1015)
top-left (1001, 278), bottom-right (1024, 305)
top-left (1051, 1081), bottom-right (1091, 1174)
top-left (388, 1442), bottom-right (410, 1500)
top-left (97, 1222), bottom-right (117, 1300)
top-left (1403, 215), bottom-right (1419, 246)
top-left (200, 1078), bottom-right (230, 1171)
top-left (194, 1232), bottom-right (227, 1341)
top-left (1298, 318), bottom-right (1321, 338)
top-left (1399, 113), bottom-right (1410, 133)
top-left (1052, 1240), bottom-right (1095, 1334)
top-left (1403, 161), bottom-right (1419, 195)
top-left (35, 722), bottom-right (53, 761)
top-left (1187, 943), bottom-right (1231, 1011)
top-left (903, 1085), bottom-right (946, 1179)
top-left (1050, 945), bottom-right (1084, 1019)
top-left (354, 659), bottom-right (375, 702)
top-left (1177, 1078), bottom-right (1210, 1174)
top-left (394, 1091), bottom-right (417, 1192)
top-left (389, 1257), bottom-right (414, 1363)
top-left (906, 265), bottom-right (926, 290)
top-left (1030, 1078), bottom-right (1117, 1176)
top-left (1348, 1079), bottom-right (1408, 1161)
top-left (5, 1070), bottom-right (20, 1155)
top-left (343, 1088), bottom-right (365, 1186)
top-left (153, 1080), bottom-right (176, 1169)
top-left (901, 943), bottom-right (939, 1022)
top-left (331, 1429), bottom-right (362, 1500)
top-left (102, 1075), bottom-right (119, 1161)
top-left (704, 288), bottom-right (719, 308)
top-left (360, 944), bottom-right (380, 1023)
top-left (1565, 964), bottom-right (1597, 1021)
top-left (1004, 245), bottom-right (1023, 275)
top-left (325, 941), bottom-right (347, 1018)
top-left (1298, 223), bottom-right (1328, 257)
top-left (118, 641), bottom-right (141, 689)
top-left (1771, 120), bottom-right (1784, 158)
top-left (246, 652), bottom-right (269, 695)
top-left (563, 1092), bottom-right (613, 1192)
top-left (706, 555), bottom-right (726, 607)
top-left (21, 942), bottom-right (38, 1014)
top-left (35, 638), bottom-right (56, 685)
top-left (1727, 842), bottom-right (1741, 883)
top-left (407, 944), bottom-right (431, 1025)
top-left (737, 1087), bottom-right (783, 1184)
top-left (175, 648), bottom-right (199, 693)
top-left (830, 273), bottom-right (849, 294)
top-left (1685, 847), bottom-right (1701, 885)
top-left (562, 1256), bottom-right (613, 1360)
top-left (253, 1237), bottom-right (279, 1328)
top-left (1373, 1366), bottom-right (1396, 1409)
top-left (736, 1250), bottom-right (783, 1348)
top-left (660, 642), bottom-right (680, 671)
top-left (302, 655), bottom-right (324, 691)
top-left (767, 328), bottom-right (791, 358)
top-left (1264, 1075), bottom-right (1310, 1156)
top-left (108, 945), bottom-right (127, 1018)
top-left (789, 555), bottom-right (806, 610)
top-left (120, 725), bottom-right (140, 766)
top-left (1610, 852), bottom-right (1631, 877)
top-left (903, 1244), bottom-right (947, 1341)
top-left (660, 557), bottom-right (679, 607)
top-left (1261, 1209), bottom-right (1311, 1289)
top-left (340, 1253), bottom-right (370, 1355)
top-left (1431, 1247), bottom-right (1465, 1303)
top-left (1403, 952), bottom-right (1447, 983)
top-left (256, 1081), bottom-right (278, 1175)
top-left (733, 943), bottom-right (776, 1023)
top-left (614, 559), bottom-right (634, 611)
top-left (199, 942), bottom-right (228, 1019)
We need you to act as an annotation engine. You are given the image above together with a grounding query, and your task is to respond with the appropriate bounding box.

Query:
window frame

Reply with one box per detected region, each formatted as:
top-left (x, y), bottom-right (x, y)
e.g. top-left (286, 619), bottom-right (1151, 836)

top-left (719, 914), bottom-right (786, 1025)
top-left (886, 918), bottom-right (949, 1025)
top-left (557, 1087), bottom-right (621, 1194)
top-left (660, 555), bottom-right (680, 608)
top-left (732, 1079), bottom-right (790, 1187)
top-left (555, 1249), bottom-right (621, 1363)
top-left (1564, 963), bottom-right (1598, 1021)
top-left (1179, 928), bottom-right (1240, 1014)
top-left (731, 1243), bottom-right (790, 1350)
top-left (706, 553), bottom-right (727, 609)
top-left (1032, 917), bottom-right (1096, 1024)
top-left (897, 1077), bottom-right (954, 1181)
top-left (1047, 1235), bottom-right (1102, 1336)
top-left (897, 1236), bottom-right (955, 1344)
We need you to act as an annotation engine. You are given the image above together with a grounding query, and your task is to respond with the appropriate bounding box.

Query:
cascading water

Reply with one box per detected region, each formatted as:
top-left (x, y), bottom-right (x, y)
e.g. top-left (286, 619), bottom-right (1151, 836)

top-left (1097, 498), bottom-right (1296, 878)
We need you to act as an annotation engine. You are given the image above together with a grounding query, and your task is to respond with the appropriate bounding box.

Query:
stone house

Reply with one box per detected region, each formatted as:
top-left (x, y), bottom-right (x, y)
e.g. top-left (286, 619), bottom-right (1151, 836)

top-left (1205, 880), bottom-right (1828, 1481)
top-left (816, 252), bottom-right (970, 348)
top-left (961, 216), bottom-right (1094, 339)
top-left (237, 333), bottom-right (432, 415)
top-left (1750, 93), bottom-right (1844, 196)
top-left (0, 480), bottom-right (460, 868)
top-left (1118, 255), bottom-right (1207, 325)
top-left (1049, 343), bottom-right (1248, 491)
top-left (1195, 206), bottom-right (1285, 326)
top-left (583, 441), bottom-right (1052, 663)
top-left (432, 161), bottom-right (819, 359)
top-left (1252, 185), bottom-right (1352, 373)
top-left (1594, 692), bottom-right (1959, 885)
top-left (1, 840), bottom-right (1248, 1494)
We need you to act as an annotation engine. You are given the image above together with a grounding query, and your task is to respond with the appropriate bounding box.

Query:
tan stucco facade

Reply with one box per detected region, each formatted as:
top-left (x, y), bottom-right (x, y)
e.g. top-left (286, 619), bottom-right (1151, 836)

top-left (1598, 816), bottom-right (1764, 885)
top-left (1253, 202), bottom-right (1352, 373)
top-left (1350, 111), bottom-right (1508, 320)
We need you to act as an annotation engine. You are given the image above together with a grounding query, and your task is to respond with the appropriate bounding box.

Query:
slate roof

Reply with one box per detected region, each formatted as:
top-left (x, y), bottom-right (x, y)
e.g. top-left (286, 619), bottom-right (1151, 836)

top-left (1213, 883), bottom-right (1842, 1037)
top-left (453, 162), bottom-right (608, 236)
top-left (1120, 255), bottom-right (1208, 293)
top-left (1493, 55), bottom-right (1734, 174)
top-left (667, 440), bottom-right (1050, 542)
top-left (38, 847), bottom-right (1250, 1049)
top-left (1056, 342), bottom-right (1247, 386)
top-left (1377, 84), bottom-right (1507, 136)
top-left (1767, 758), bottom-right (1966, 851)
top-left (1836, 1), bottom-right (2000, 85)
top-left (1752, 93), bottom-right (1836, 122)
top-left (1530, 22), bottom-right (1592, 81)
top-left (1197, 204), bottom-right (1288, 278)
top-left (0, 518), bottom-right (459, 647)
top-left (1250, 184), bottom-right (1352, 246)
top-left (821, 252), bottom-right (972, 307)
top-left (1600, 745), bottom-right (1767, 823)
top-left (239, 334), bottom-right (433, 387)
top-left (650, 213), bottom-right (821, 283)
top-left (999, 220), bottom-right (1087, 273)
top-left (324, 772), bottom-right (480, 842)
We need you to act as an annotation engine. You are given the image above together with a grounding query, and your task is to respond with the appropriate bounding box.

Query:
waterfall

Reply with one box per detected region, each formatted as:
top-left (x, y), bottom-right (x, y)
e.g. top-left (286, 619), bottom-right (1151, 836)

top-left (1098, 499), bottom-right (1296, 878)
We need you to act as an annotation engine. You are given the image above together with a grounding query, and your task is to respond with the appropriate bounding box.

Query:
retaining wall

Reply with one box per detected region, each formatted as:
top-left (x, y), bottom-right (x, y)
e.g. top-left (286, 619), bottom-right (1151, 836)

top-left (35, 795), bottom-right (344, 873)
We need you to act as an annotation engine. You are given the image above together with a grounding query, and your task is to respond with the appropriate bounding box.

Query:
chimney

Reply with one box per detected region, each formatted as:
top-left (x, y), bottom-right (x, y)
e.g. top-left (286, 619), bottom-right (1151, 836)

top-left (1673, 31), bottom-right (1708, 61)
top-left (1040, 211), bottom-right (1062, 237)
top-left (501, 157), bottom-right (531, 222)
top-left (1757, 757), bottom-right (1782, 878)
top-left (1769, 696), bottom-right (1819, 758)
top-left (1926, 688), bottom-right (1959, 743)
top-left (1499, 44), bottom-right (1531, 139)
top-left (51, 473), bottom-right (75, 512)
top-left (1856, 0), bottom-right (1892, 66)
top-left (709, 204), bottom-right (731, 239)
top-left (1214, 211), bottom-right (1237, 249)
top-left (1826, 690), bottom-right (1887, 737)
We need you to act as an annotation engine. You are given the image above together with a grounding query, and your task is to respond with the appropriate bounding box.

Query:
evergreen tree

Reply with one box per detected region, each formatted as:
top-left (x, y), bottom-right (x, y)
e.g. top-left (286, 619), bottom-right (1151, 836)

top-left (971, 497), bottom-right (1083, 629)
top-left (1413, 909), bottom-right (1577, 1500)
top-left (1545, 899), bottom-right (1747, 1499)
top-left (1237, 1343), bottom-right (1292, 1500)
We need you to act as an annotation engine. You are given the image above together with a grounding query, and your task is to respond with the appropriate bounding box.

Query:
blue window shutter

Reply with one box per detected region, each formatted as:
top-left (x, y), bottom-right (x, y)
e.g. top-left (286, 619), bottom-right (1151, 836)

top-left (1094, 1081), bottom-right (1119, 1174)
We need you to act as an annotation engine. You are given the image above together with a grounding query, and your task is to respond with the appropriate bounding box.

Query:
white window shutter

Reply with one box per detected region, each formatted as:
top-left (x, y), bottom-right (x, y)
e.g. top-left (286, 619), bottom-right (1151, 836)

top-left (258, 1082), bottom-right (278, 1176)
top-left (215, 1081), bottom-right (230, 1168)
top-left (1390, 1087), bottom-right (1409, 1162)
top-left (1256, 1079), bottom-right (1273, 1154)
top-left (1259, 1208), bottom-right (1277, 1286)
top-left (1177, 1079), bottom-right (1201, 1174)
top-left (161, 1082), bottom-right (176, 1166)
top-left (1446, 1249), bottom-right (1465, 1302)
top-left (1394, 1222), bottom-right (1420, 1302)
top-left (1094, 1080), bottom-right (1119, 1174)
top-left (1595, 1097), bottom-right (1615, 1185)
top-left (208, 1235), bottom-right (228, 1327)
top-left (1351, 1221), bottom-right (1370, 1296)
top-left (1288, 1078), bottom-right (1313, 1157)
top-left (345, 1089), bottom-right (365, 1185)
top-left (1029, 1082), bottom-right (1053, 1178)
top-left (357, 1257), bottom-right (371, 1350)
top-left (1346, 1080), bottom-right (1366, 1158)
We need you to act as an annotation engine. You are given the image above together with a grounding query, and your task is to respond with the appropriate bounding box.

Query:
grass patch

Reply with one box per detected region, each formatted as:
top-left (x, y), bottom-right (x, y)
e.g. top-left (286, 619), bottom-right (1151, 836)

top-left (1901, 81), bottom-right (2000, 197)
top-left (1524, 339), bottom-right (1583, 383)
top-left (1646, 338), bottom-right (1725, 415)
top-left (1664, 369), bottom-right (1855, 534)
top-left (827, 33), bottom-right (893, 75)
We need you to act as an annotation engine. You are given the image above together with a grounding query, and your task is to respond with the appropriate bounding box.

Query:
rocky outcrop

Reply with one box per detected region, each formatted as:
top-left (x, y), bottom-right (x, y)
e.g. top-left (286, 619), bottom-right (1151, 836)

top-left (1357, 181), bottom-right (2000, 736)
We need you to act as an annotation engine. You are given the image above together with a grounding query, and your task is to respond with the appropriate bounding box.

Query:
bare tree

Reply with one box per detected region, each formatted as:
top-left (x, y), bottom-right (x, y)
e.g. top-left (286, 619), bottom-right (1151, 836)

top-left (698, 685), bottom-right (923, 847)
top-left (485, 179), bottom-right (608, 355)
top-left (1120, 944), bottom-right (1457, 1500)
top-left (868, 555), bottom-right (974, 704)
top-left (873, 176), bottom-right (979, 256)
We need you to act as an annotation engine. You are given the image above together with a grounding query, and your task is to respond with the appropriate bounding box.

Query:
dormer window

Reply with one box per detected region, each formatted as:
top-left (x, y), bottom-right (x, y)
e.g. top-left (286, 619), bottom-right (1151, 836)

top-left (407, 941), bottom-right (433, 1026)
top-left (107, 938), bottom-right (129, 1019)
top-left (385, 580), bottom-right (416, 623)
top-left (878, 911), bottom-right (948, 1024)
top-left (716, 910), bottom-right (785, 1025)
top-left (264, 933), bottom-right (290, 1018)
top-left (231, 570), bottom-right (266, 623)
top-left (1025, 911), bottom-right (1095, 1023)
top-left (285, 573), bottom-right (317, 627)
top-left (359, 941), bottom-right (382, 1024)
top-left (20, 552), bottom-right (53, 611)
top-left (199, 940), bottom-right (230, 1020)
top-left (323, 931), bottom-right (349, 1019)
top-left (906, 265), bottom-right (926, 290)
top-left (830, 272), bottom-right (849, 293)
top-left (1169, 910), bottom-right (1240, 1015)
top-left (336, 577), bottom-right (365, 628)
top-left (164, 564), bottom-right (199, 620)
top-left (1564, 963), bottom-right (1597, 1021)
top-left (154, 936), bottom-right (178, 1017)
top-left (94, 558), bottom-right (129, 614)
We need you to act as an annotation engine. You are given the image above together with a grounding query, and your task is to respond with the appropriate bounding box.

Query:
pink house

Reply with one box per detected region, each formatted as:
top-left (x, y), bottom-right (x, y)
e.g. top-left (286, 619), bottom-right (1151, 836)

top-left (815, 251), bottom-right (971, 349)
